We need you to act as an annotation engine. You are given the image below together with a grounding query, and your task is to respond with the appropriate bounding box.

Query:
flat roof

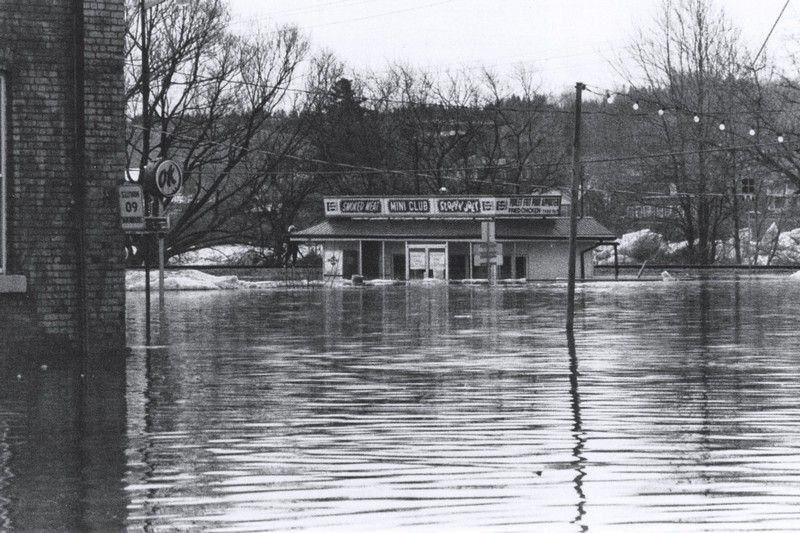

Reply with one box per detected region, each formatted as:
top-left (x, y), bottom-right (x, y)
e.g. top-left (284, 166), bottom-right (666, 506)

top-left (292, 217), bottom-right (616, 241)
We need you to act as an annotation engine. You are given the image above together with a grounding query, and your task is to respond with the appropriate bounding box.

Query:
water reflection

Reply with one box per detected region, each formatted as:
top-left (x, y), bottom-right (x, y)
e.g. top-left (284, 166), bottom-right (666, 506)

top-left (0, 344), bottom-right (127, 531)
top-left (122, 280), bottom-right (800, 531)
top-left (567, 329), bottom-right (587, 531)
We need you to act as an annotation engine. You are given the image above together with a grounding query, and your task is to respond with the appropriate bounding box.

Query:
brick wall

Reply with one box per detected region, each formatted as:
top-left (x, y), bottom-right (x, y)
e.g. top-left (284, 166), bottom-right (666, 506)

top-left (0, 0), bottom-right (126, 349)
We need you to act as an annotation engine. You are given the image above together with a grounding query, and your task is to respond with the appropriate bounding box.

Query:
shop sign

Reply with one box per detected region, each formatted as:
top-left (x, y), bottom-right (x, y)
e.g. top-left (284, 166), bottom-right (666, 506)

top-left (324, 195), bottom-right (561, 218)
top-left (339, 198), bottom-right (382, 214)
top-left (473, 243), bottom-right (503, 266)
top-left (387, 198), bottom-right (430, 213)
top-left (437, 198), bottom-right (482, 214)
top-left (505, 195), bottom-right (561, 216)
top-left (143, 159), bottom-right (183, 198)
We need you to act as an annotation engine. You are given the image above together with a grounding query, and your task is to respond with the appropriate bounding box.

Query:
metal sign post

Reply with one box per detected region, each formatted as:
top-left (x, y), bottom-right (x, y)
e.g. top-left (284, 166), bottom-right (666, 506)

top-left (120, 160), bottom-right (182, 343)
top-left (481, 220), bottom-right (498, 285)
top-left (142, 159), bottom-right (183, 309)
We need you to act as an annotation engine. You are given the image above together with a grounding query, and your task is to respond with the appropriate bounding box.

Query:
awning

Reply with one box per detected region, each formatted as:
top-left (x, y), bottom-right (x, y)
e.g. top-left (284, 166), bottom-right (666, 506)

top-left (292, 217), bottom-right (616, 242)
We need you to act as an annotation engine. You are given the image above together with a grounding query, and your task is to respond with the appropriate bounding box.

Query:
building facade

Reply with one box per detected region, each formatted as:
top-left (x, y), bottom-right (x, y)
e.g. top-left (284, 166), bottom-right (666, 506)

top-left (294, 195), bottom-right (617, 282)
top-left (0, 0), bottom-right (126, 350)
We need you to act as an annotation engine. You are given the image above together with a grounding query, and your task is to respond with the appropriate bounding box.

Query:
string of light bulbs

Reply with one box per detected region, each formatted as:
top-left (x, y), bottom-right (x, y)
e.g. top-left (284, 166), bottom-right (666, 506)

top-left (584, 84), bottom-right (795, 145)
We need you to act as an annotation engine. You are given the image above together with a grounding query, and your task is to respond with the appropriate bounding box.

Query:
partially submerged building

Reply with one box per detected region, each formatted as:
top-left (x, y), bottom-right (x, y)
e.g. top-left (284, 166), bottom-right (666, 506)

top-left (293, 195), bottom-right (617, 281)
top-left (0, 0), bottom-right (126, 351)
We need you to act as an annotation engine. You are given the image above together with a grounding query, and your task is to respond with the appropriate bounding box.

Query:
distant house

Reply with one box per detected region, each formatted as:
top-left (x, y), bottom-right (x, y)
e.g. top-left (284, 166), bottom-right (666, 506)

top-left (0, 1), bottom-right (126, 351)
top-left (625, 176), bottom-right (800, 227)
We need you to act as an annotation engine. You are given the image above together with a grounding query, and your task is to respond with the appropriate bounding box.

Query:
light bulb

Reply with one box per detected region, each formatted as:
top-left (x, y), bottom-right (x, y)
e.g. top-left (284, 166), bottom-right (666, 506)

top-left (718, 122), bottom-right (725, 131)
top-left (658, 108), bottom-right (665, 116)
top-left (778, 134), bottom-right (785, 143)
top-left (632, 101), bottom-right (639, 111)
top-left (749, 127), bottom-right (756, 136)
top-left (693, 115), bottom-right (700, 123)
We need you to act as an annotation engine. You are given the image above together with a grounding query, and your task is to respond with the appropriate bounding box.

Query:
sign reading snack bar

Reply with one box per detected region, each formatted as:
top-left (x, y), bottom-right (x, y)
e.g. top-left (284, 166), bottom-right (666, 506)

top-left (324, 195), bottom-right (561, 218)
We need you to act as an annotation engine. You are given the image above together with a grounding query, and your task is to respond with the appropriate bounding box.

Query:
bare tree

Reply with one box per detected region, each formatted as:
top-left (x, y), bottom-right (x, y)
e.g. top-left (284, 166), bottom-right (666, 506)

top-left (125, 0), bottom-right (310, 262)
top-left (615, 0), bottom-right (751, 263)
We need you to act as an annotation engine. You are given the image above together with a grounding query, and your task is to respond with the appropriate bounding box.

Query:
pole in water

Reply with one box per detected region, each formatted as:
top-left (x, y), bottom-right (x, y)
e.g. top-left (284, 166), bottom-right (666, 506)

top-left (144, 227), bottom-right (151, 345)
top-left (566, 82), bottom-right (585, 331)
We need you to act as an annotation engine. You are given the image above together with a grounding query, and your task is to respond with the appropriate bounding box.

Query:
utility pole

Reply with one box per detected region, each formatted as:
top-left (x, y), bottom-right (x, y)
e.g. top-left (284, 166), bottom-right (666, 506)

top-left (566, 82), bottom-right (585, 331)
top-left (140, 0), bottom-right (152, 342)
top-left (729, 125), bottom-right (742, 264)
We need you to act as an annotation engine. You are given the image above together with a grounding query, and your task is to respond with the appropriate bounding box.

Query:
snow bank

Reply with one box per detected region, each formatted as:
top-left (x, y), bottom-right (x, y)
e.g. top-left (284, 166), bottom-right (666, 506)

top-left (170, 245), bottom-right (267, 266)
top-left (596, 225), bottom-right (800, 266)
top-left (790, 271), bottom-right (800, 279)
top-left (126, 269), bottom-right (316, 291)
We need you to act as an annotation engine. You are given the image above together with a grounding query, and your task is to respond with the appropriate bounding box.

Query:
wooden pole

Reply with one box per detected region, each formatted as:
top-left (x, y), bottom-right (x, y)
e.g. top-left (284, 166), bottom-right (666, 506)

top-left (566, 82), bottom-right (585, 331)
top-left (140, 0), bottom-right (152, 343)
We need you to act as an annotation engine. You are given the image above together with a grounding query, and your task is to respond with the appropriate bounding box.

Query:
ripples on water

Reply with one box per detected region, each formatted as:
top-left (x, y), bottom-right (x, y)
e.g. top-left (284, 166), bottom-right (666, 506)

top-left (3, 279), bottom-right (800, 531)
top-left (120, 280), bottom-right (800, 532)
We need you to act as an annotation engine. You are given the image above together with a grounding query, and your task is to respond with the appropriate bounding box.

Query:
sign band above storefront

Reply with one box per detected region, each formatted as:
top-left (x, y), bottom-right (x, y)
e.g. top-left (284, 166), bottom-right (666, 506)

top-left (324, 195), bottom-right (562, 218)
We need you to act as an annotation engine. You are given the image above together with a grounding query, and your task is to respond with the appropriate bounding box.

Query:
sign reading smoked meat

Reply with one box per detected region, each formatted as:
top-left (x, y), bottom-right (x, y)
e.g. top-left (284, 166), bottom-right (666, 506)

top-left (339, 199), bottom-right (382, 214)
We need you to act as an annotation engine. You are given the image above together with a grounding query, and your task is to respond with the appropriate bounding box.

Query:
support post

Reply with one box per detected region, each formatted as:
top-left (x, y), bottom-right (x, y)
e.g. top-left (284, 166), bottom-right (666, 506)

top-left (482, 220), bottom-right (497, 285)
top-left (613, 243), bottom-right (619, 280)
top-left (154, 198), bottom-right (165, 306)
top-left (567, 82), bottom-right (585, 331)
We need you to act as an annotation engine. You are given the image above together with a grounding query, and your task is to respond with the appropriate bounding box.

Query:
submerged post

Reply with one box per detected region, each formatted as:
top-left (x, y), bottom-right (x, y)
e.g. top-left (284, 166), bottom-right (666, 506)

top-left (566, 82), bottom-right (585, 330)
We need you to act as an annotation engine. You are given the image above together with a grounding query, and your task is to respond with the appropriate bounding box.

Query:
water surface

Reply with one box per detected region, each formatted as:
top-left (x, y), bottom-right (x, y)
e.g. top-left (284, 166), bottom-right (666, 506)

top-left (3, 279), bottom-right (800, 531)
top-left (122, 279), bottom-right (800, 531)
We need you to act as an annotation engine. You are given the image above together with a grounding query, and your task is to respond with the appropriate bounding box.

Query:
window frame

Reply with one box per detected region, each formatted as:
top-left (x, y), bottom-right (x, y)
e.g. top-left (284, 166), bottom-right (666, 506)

top-left (0, 72), bottom-right (6, 274)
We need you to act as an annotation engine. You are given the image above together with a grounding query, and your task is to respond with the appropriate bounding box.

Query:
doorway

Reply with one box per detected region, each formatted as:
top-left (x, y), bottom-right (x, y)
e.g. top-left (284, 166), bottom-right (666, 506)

top-left (406, 244), bottom-right (447, 280)
top-left (361, 241), bottom-right (381, 279)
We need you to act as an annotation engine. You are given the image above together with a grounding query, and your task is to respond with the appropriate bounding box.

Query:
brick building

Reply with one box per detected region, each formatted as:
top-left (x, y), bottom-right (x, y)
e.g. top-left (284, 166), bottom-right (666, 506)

top-left (0, 0), bottom-right (126, 351)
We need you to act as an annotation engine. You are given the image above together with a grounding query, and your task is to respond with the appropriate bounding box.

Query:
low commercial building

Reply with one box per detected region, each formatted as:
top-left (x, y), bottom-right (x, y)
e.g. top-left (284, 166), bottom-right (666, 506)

top-left (293, 195), bottom-right (617, 281)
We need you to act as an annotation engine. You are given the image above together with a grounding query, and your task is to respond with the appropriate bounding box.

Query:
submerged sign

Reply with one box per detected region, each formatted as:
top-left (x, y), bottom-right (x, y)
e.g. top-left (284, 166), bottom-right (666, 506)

top-left (324, 195), bottom-right (562, 218)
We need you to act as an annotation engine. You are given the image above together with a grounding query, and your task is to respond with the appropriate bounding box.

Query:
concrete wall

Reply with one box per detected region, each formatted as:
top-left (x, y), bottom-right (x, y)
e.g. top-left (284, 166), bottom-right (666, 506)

top-left (514, 241), bottom-right (596, 280)
top-left (0, 0), bottom-right (126, 348)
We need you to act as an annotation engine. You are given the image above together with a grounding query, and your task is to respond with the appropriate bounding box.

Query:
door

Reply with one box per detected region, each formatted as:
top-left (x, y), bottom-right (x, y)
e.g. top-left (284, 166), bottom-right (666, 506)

top-left (406, 244), bottom-right (447, 280)
top-left (342, 249), bottom-right (359, 280)
top-left (515, 256), bottom-right (527, 279)
top-left (361, 241), bottom-right (381, 279)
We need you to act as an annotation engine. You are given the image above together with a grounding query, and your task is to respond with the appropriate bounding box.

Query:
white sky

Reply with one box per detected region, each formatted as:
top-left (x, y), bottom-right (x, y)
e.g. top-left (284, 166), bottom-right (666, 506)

top-left (226, 0), bottom-right (799, 94)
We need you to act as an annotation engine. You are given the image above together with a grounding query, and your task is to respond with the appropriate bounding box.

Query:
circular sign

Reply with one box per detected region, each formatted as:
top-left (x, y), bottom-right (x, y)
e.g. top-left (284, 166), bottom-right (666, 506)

top-left (145, 159), bottom-right (183, 198)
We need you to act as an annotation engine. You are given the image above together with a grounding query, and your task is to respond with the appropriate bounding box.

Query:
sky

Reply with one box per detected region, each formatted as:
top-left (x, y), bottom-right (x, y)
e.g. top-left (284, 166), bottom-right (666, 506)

top-left (225, 0), bottom-right (800, 95)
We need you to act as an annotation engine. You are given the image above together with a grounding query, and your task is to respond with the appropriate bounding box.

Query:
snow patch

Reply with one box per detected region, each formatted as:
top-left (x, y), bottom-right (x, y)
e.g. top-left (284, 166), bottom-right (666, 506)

top-left (171, 245), bottom-right (267, 266)
top-left (126, 269), bottom-right (316, 291)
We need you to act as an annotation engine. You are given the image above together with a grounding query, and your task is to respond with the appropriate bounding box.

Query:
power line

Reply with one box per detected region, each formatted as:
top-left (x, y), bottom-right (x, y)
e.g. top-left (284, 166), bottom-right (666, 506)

top-left (753, 0), bottom-right (791, 66)
top-left (128, 121), bottom-right (798, 180)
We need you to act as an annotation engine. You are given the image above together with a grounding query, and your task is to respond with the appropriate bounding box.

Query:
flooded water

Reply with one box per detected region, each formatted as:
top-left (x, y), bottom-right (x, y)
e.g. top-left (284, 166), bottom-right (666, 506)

top-left (3, 279), bottom-right (800, 531)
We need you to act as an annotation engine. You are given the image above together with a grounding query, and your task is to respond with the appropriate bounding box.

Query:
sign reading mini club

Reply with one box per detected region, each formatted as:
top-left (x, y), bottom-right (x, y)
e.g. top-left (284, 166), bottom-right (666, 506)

top-left (118, 183), bottom-right (146, 232)
top-left (324, 195), bottom-right (562, 218)
top-left (144, 159), bottom-right (183, 198)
